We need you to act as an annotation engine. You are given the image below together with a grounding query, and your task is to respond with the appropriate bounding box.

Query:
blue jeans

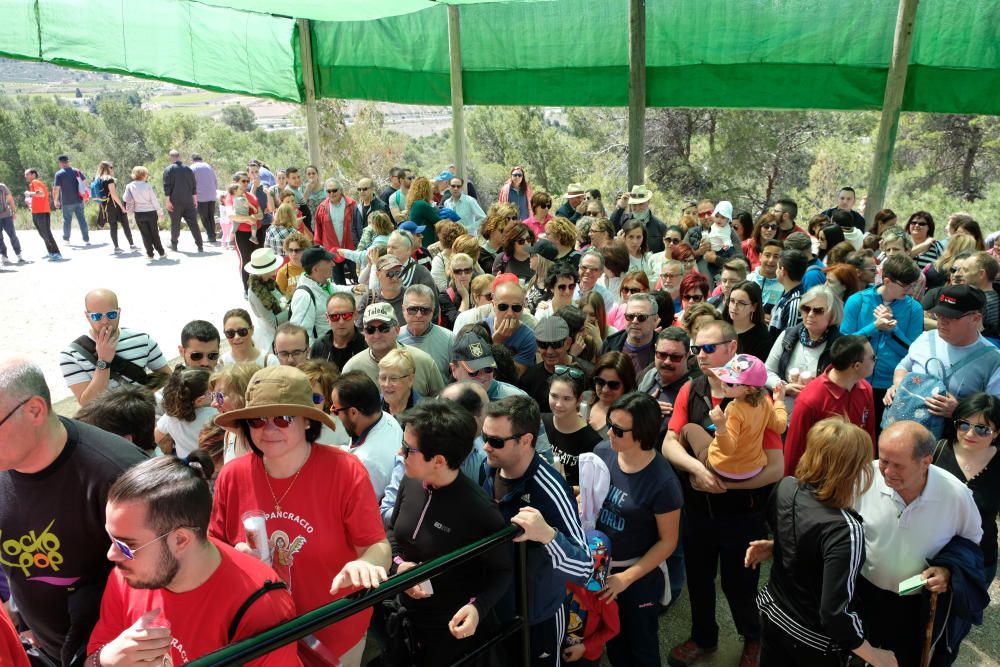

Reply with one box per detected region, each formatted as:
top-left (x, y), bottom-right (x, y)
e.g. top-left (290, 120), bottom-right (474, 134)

top-left (0, 216), bottom-right (20, 257)
top-left (61, 201), bottom-right (89, 241)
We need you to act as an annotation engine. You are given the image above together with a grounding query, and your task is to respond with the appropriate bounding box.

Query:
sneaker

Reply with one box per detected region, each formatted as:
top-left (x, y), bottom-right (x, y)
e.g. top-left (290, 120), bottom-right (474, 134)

top-left (114, 247), bottom-right (123, 254)
top-left (130, 245), bottom-right (139, 250)
top-left (50, 253), bottom-right (63, 261)
top-left (668, 640), bottom-right (717, 667)
top-left (170, 243), bottom-right (178, 251)
top-left (85, 240), bottom-right (91, 246)
top-left (739, 640), bottom-right (760, 667)
top-left (16, 255), bottom-right (24, 264)
top-left (1, 256), bottom-right (10, 266)
top-left (197, 246), bottom-right (204, 253)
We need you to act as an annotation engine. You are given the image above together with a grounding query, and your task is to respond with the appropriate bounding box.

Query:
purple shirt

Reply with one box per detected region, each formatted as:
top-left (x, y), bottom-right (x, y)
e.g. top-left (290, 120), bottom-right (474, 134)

top-left (190, 161), bottom-right (218, 203)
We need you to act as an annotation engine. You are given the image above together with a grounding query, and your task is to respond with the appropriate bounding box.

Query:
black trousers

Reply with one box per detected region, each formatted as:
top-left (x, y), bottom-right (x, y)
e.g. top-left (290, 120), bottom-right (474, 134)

top-left (197, 200), bottom-right (217, 242)
top-left (606, 566), bottom-right (664, 667)
top-left (856, 576), bottom-right (923, 667)
top-left (760, 613), bottom-right (847, 667)
top-left (32, 212), bottom-right (61, 254)
top-left (134, 211), bottom-right (164, 257)
top-left (684, 509), bottom-right (766, 648)
top-left (529, 603), bottom-right (566, 667)
top-left (234, 229), bottom-right (256, 291)
top-left (99, 201), bottom-right (134, 248)
top-left (169, 201), bottom-right (203, 248)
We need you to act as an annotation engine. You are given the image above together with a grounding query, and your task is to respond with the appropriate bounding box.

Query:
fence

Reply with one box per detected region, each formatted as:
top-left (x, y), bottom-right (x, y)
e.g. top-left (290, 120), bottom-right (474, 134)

top-left (188, 523), bottom-right (530, 666)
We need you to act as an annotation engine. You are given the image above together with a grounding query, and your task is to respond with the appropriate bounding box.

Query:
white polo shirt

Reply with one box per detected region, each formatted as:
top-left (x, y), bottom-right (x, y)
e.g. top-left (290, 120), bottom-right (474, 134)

top-left (855, 462), bottom-right (982, 593)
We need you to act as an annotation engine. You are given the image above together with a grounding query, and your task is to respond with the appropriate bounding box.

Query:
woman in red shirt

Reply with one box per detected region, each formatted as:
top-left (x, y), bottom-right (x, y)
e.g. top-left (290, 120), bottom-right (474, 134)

top-left (227, 173), bottom-right (263, 292)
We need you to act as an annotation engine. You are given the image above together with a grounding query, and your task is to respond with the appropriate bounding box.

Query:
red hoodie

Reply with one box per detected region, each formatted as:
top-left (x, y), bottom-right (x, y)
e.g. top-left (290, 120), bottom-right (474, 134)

top-left (313, 195), bottom-right (357, 263)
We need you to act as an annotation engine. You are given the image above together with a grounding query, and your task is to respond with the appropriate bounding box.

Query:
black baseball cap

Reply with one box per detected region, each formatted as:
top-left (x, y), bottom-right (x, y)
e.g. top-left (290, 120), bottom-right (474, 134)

top-left (450, 332), bottom-right (496, 371)
top-left (930, 285), bottom-right (986, 319)
top-left (301, 246), bottom-right (335, 273)
top-left (529, 239), bottom-right (558, 261)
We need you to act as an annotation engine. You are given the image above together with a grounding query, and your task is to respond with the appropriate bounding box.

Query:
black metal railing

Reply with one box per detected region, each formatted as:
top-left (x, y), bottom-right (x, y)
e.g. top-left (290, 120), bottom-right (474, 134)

top-left (189, 524), bottom-right (529, 666)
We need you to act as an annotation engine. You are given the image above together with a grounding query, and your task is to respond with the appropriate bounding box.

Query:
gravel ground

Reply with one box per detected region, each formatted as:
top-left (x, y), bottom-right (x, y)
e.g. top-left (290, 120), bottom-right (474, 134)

top-left (4, 226), bottom-right (998, 666)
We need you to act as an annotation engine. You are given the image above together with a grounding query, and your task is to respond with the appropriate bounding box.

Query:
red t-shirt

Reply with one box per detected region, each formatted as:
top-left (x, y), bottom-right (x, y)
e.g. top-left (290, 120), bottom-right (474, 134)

top-left (783, 370), bottom-right (876, 476)
top-left (87, 539), bottom-right (300, 666)
top-left (224, 192), bottom-right (261, 233)
top-left (209, 445), bottom-right (385, 663)
top-left (0, 608), bottom-right (29, 667)
top-left (668, 380), bottom-right (782, 450)
top-left (29, 179), bottom-right (50, 214)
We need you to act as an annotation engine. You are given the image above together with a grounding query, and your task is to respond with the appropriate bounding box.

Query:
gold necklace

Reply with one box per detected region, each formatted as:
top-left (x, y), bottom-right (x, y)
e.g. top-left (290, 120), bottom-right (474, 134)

top-left (263, 452), bottom-right (308, 512)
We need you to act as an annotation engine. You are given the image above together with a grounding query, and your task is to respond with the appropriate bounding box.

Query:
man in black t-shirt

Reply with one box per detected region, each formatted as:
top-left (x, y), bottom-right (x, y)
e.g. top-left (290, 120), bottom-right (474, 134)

top-left (0, 358), bottom-right (147, 666)
top-left (517, 317), bottom-right (592, 407)
top-left (309, 292), bottom-right (367, 370)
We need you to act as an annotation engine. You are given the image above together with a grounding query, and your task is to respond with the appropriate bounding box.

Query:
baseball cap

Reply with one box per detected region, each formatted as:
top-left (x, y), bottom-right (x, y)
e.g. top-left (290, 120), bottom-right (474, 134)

top-left (376, 254), bottom-right (404, 272)
top-left (450, 332), bottom-right (496, 371)
top-left (57, 154), bottom-right (70, 163)
top-left (930, 285), bottom-right (986, 319)
top-left (529, 239), bottom-right (559, 261)
top-left (535, 316), bottom-right (570, 343)
top-left (439, 207), bottom-right (462, 222)
top-left (436, 171), bottom-right (454, 182)
top-left (364, 302), bottom-right (397, 325)
top-left (711, 354), bottom-right (768, 387)
top-left (399, 220), bottom-right (426, 235)
top-left (300, 246), bottom-right (334, 273)
top-left (712, 201), bottom-right (733, 221)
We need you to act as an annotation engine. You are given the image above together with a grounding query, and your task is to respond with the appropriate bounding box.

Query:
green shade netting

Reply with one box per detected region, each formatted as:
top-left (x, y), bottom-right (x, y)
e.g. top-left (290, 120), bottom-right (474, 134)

top-left (2, 0), bottom-right (999, 114)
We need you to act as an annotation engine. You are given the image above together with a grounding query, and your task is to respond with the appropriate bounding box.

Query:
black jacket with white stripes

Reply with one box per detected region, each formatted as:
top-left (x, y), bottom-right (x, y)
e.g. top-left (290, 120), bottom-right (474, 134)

top-left (757, 476), bottom-right (867, 654)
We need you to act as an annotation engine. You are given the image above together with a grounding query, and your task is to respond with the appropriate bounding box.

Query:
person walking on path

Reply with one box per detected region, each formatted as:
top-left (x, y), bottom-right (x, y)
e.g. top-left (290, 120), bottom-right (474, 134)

top-left (51, 154), bottom-right (90, 244)
top-left (23, 168), bottom-right (62, 260)
top-left (123, 166), bottom-right (167, 261)
top-left (190, 153), bottom-right (219, 245)
top-left (162, 149), bottom-right (203, 252)
top-left (94, 161), bottom-right (138, 253)
top-left (0, 180), bottom-right (24, 264)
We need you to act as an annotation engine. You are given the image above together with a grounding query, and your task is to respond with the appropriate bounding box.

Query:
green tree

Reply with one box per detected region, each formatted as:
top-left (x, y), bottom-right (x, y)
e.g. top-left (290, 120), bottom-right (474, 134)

top-left (219, 105), bottom-right (257, 132)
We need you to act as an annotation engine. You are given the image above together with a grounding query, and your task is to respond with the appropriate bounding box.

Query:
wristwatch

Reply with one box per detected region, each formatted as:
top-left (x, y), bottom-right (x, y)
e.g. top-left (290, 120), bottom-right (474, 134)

top-left (96, 359), bottom-right (110, 370)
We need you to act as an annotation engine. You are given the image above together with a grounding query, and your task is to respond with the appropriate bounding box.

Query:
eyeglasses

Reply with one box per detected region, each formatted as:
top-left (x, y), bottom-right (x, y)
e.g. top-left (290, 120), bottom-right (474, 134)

top-left (482, 432), bottom-right (525, 449)
top-left (761, 224), bottom-right (778, 231)
top-left (275, 349), bottom-right (307, 360)
top-left (365, 324), bottom-right (392, 335)
top-left (955, 420), bottom-right (995, 438)
top-left (729, 300), bottom-right (752, 309)
top-left (327, 311), bottom-right (354, 322)
top-left (689, 340), bottom-right (733, 355)
top-left (312, 393), bottom-right (324, 405)
top-left (326, 189), bottom-right (340, 194)
top-left (384, 270), bottom-right (402, 280)
top-left (453, 267), bottom-right (473, 275)
top-left (0, 397), bottom-right (30, 429)
top-left (655, 351), bottom-right (686, 362)
top-left (287, 247), bottom-right (304, 254)
top-left (661, 272), bottom-right (682, 280)
top-left (224, 327), bottom-right (250, 339)
top-left (889, 279), bottom-right (915, 291)
top-left (477, 292), bottom-right (493, 301)
top-left (449, 184), bottom-right (462, 188)
top-left (607, 420), bottom-right (633, 438)
top-left (909, 221), bottom-right (929, 227)
top-left (515, 237), bottom-right (530, 245)
top-left (358, 187), bottom-right (370, 191)
top-left (465, 365), bottom-right (496, 378)
top-left (800, 305), bottom-right (827, 316)
top-left (594, 377), bottom-right (622, 390)
top-left (554, 365), bottom-right (584, 379)
top-left (682, 294), bottom-right (704, 303)
top-left (107, 527), bottom-right (192, 561)
top-left (624, 312), bottom-right (650, 323)
top-left (537, 340), bottom-right (565, 350)
top-left (666, 238), bottom-right (682, 245)
top-left (496, 303), bottom-right (524, 313)
top-left (188, 351), bottom-right (220, 361)
top-left (88, 310), bottom-right (120, 322)
top-left (379, 373), bottom-right (411, 383)
top-left (239, 179), bottom-right (250, 185)
top-left (209, 391), bottom-right (225, 405)
top-left (405, 176), bottom-right (415, 181)
top-left (401, 440), bottom-right (423, 458)
top-left (555, 284), bottom-right (576, 292)
top-left (621, 286), bottom-right (643, 296)
top-left (405, 305), bottom-right (433, 316)
top-left (248, 415), bottom-right (296, 429)
top-left (329, 405), bottom-right (349, 415)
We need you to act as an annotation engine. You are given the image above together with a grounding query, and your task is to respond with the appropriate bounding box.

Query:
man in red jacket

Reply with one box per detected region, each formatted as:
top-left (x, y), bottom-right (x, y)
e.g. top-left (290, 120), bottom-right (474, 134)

top-left (783, 335), bottom-right (877, 476)
top-left (313, 179), bottom-right (363, 285)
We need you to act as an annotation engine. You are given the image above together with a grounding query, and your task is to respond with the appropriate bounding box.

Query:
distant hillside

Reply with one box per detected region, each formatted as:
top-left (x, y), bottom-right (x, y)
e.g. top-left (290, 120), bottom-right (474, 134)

top-left (0, 57), bottom-right (111, 83)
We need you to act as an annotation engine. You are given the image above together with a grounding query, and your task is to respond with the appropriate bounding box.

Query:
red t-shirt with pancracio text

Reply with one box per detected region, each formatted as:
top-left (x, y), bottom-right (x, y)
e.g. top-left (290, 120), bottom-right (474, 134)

top-left (87, 539), bottom-right (300, 666)
top-left (209, 444), bottom-right (385, 664)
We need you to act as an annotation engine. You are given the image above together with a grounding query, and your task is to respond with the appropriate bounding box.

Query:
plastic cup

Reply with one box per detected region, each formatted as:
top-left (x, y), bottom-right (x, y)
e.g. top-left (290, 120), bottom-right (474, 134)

top-left (788, 367), bottom-right (801, 384)
top-left (241, 510), bottom-right (272, 565)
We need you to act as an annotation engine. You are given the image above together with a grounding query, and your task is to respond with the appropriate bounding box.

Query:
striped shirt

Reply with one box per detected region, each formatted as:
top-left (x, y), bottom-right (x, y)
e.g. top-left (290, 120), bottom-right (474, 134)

top-left (769, 284), bottom-right (803, 338)
top-left (60, 328), bottom-right (168, 387)
top-left (913, 239), bottom-right (943, 269)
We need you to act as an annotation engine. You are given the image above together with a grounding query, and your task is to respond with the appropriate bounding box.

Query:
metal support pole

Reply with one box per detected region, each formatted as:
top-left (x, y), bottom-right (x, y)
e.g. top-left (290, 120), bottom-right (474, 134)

top-left (866, 0), bottom-right (919, 220)
top-left (447, 5), bottom-right (467, 186)
top-left (297, 18), bottom-right (321, 167)
top-left (627, 0), bottom-right (647, 188)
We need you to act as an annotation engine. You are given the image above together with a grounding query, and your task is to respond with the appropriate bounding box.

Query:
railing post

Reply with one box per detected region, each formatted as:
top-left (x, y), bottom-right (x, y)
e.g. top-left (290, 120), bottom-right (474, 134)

top-left (627, 0), bottom-right (647, 188)
top-left (447, 5), bottom-right (467, 187)
top-left (515, 540), bottom-right (530, 667)
top-left (296, 17), bottom-right (322, 167)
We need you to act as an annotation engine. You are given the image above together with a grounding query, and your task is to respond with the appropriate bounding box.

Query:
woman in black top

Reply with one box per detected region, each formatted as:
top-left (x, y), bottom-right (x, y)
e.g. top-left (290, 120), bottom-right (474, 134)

top-left (388, 399), bottom-right (512, 666)
top-left (723, 281), bottom-right (771, 361)
top-left (542, 370), bottom-right (602, 487)
top-left (933, 393), bottom-right (1000, 583)
top-left (747, 417), bottom-right (897, 667)
top-left (95, 161), bottom-right (137, 252)
top-left (492, 221), bottom-right (536, 284)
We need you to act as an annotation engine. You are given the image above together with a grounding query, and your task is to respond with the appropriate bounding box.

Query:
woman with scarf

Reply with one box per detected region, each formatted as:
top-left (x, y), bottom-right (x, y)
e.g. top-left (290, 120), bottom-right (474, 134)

top-left (243, 248), bottom-right (290, 352)
top-left (497, 165), bottom-right (532, 221)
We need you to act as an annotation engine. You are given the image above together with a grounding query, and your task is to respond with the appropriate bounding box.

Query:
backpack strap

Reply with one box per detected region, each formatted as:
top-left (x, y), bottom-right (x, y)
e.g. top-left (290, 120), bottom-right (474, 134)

top-left (291, 286), bottom-right (318, 339)
top-left (69, 335), bottom-right (152, 387)
top-left (227, 579), bottom-right (288, 643)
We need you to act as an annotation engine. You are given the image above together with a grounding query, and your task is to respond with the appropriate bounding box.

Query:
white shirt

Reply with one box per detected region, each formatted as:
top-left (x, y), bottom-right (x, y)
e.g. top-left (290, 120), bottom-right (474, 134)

top-left (855, 462), bottom-right (982, 593)
top-left (843, 227), bottom-right (865, 250)
top-left (350, 412), bottom-right (403, 501)
top-left (706, 223), bottom-right (734, 251)
top-left (156, 406), bottom-right (218, 458)
top-left (442, 194), bottom-right (487, 236)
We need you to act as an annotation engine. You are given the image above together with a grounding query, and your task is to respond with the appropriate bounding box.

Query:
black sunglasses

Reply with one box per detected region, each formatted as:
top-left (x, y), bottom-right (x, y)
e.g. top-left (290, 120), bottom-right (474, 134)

top-left (405, 305), bottom-right (433, 316)
top-left (496, 303), bottom-right (524, 313)
top-left (655, 351), bottom-right (686, 362)
top-left (482, 433), bottom-right (526, 449)
top-left (537, 340), bottom-right (565, 350)
top-left (554, 365), bottom-right (584, 379)
top-left (800, 305), bottom-right (826, 316)
top-left (689, 340), bottom-right (733, 355)
top-left (365, 324), bottom-right (392, 335)
top-left (401, 440), bottom-right (423, 458)
top-left (594, 377), bottom-right (622, 390)
top-left (624, 313), bottom-right (649, 322)
top-left (326, 189), bottom-right (340, 194)
top-left (224, 327), bottom-right (250, 339)
top-left (188, 351), bottom-right (220, 361)
top-left (607, 420), bottom-right (633, 438)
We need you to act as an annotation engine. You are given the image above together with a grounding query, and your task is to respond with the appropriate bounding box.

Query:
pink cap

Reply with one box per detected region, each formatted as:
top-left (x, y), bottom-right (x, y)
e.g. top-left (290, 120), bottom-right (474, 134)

top-left (711, 354), bottom-right (767, 387)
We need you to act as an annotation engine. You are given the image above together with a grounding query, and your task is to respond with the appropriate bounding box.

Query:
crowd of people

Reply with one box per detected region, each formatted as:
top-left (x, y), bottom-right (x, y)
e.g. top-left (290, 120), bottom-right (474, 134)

top-left (0, 157), bottom-right (999, 667)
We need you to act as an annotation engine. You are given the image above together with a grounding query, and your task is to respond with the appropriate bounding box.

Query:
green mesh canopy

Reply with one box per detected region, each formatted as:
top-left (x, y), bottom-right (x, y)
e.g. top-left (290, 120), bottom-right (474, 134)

top-left (1, 0), bottom-right (998, 114)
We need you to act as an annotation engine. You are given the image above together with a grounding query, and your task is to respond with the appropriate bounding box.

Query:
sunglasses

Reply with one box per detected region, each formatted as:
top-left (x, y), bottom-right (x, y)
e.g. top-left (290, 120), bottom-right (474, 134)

top-left (689, 340), bottom-right (733, 355)
top-left (761, 224), bottom-right (778, 231)
top-left (358, 187), bottom-right (370, 191)
top-left (909, 221), bottom-right (929, 227)
top-left (538, 204), bottom-right (552, 209)
top-left (224, 327), bottom-right (250, 339)
top-left (88, 310), bottom-right (120, 322)
top-left (477, 292), bottom-right (493, 301)
top-left (405, 305), bottom-right (433, 316)
top-left (621, 286), bottom-right (643, 296)
top-left (365, 324), bottom-right (392, 335)
top-left (624, 313), bottom-right (649, 322)
top-left (607, 420), bottom-right (633, 438)
top-left (515, 238), bottom-right (530, 245)
top-left (682, 294), bottom-right (704, 303)
top-left (555, 284), bottom-right (576, 292)
top-left (465, 365), bottom-right (496, 378)
top-left (247, 415), bottom-right (296, 429)
top-left (511, 173), bottom-right (524, 178)
top-left (239, 179), bottom-right (250, 185)
top-left (327, 311), bottom-right (354, 322)
top-left (955, 420), bottom-right (996, 438)
top-left (655, 351), bottom-right (686, 362)
top-left (188, 351), bottom-right (220, 361)
top-left (401, 440), bottom-right (422, 458)
top-left (287, 247), bottom-right (304, 253)
top-left (384, 270), bottom-right (402, 279)
top-left (698, 211), bottom-right (713, 218)
top-left (405, 176), bottom-right (415, 181)
top-left (0, 397), bottom-right (30, 429)
top-left (326, 189), bottom-right (340, 194)
top-left (800, 305), bottom-right (826, 316)
top-left (209, 391), bottom-right (225, 405)
top-left (107, 527), bottom-right (181, 561)
top-left (453, 267), bottom-right (473, 275)
top-left (537, 340), bottom-right (565, 350)
top-left (554, 365), bottom-right (584, 379)
top-left (482, 432), bottom-right (525, 449)
top-left (594, 377), bottom-right (622, 390)
top-left (496, 303), bottom-right (524, 313)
